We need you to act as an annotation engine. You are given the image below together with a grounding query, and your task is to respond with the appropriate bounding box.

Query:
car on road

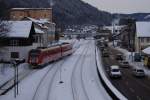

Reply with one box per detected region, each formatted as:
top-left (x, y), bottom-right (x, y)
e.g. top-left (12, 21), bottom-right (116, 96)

top-left (132, 68), bottom-right (145, 77)
top-left (120, 61), bottom-right (129, 68)
top-left (134, 53), bottom-right (141, 62)
top-left (102, 50), bottom-right (109, 57)
top-left (103, 52), bottom-right (109, 57)
top-left (116, 54), bottom-right (124, 61)
top-left (109, 65), bottom-right (122, 78)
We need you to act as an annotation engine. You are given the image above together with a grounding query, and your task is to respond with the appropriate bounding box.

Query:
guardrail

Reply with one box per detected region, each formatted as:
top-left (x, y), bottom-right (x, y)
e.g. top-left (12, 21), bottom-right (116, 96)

top-left (95, 47), bottom-right (127, 100)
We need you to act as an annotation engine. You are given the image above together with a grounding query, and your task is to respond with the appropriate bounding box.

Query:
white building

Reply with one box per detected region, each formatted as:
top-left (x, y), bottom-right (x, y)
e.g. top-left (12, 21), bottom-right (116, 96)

top-left (135, 22), bottom-right (150, 52)
top-left (0, 21), bottom-right (41, 62)
top-left (24, 17), bottom-right (56, 46)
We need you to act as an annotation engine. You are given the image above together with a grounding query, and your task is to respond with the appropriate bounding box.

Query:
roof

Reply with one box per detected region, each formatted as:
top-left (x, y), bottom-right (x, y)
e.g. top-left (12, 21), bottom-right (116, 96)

top-left (142, 46), bottom-right (150, 55)
top-left (110, 65), bottom-right (119, 69)
top-left (11, 8), bottom-right (52, 10)
top-left (35, 28), bottom-right (44, 34)
top-left (144, 15), bottom-right (150, 19)
top-left (6, 21), bottom-right (33, 38)
top-left (27, 17), bottom-right (50, 24)
top-left (136, 22), bottom-right (150, 37)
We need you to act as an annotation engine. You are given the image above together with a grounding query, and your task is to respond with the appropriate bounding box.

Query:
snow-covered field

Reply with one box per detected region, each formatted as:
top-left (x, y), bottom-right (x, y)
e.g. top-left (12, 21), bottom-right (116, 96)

top-left (0, 39), bottom-right (111, 100)
top-left (0, 63), bottom-right (30, 86)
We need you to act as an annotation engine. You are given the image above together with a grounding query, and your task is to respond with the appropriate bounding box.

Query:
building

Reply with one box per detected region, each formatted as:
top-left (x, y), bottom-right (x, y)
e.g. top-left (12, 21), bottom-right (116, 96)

top-left (95, 27), bottom-right (112, 41)
top-left (0, 21), bottom-right (39, 62)
top-left (112, 18), bottom-right (136, 51)
top-left (10, 8), bottom-right (52, 22)
top-left (10, 8), bottom-right (55, 46)
top-left (23, 17), bottom-right (56, 46)
top-left (135, 22), bottom-right (150, 52)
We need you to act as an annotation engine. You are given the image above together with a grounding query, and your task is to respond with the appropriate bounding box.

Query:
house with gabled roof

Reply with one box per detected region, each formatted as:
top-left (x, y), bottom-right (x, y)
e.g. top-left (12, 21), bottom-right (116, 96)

top-left (10, 8), bottom-right (56, 46)
top-left (0, 21), bottom-right (41, 62)
top-left (23, 17), bottom-right (56, 46)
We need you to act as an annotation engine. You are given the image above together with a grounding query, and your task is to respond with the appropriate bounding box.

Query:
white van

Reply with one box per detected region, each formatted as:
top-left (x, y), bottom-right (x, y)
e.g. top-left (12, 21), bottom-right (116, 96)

top-left (109, 65), bottom-right (122, 78)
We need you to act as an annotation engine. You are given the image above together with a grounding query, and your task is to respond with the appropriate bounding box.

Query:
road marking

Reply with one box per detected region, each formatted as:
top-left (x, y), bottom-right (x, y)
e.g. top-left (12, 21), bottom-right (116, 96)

top-left (129, 88), bottom-right (135, 93)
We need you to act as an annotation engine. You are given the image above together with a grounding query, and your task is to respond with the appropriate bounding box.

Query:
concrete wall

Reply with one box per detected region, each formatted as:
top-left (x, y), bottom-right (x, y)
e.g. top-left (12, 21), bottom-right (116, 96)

top-left (0, 46), bottom-right (37, 62)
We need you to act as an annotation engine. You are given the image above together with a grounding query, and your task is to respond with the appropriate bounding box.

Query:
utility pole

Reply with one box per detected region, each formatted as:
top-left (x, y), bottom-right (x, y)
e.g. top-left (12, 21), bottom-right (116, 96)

top-left (11, 40), bottom-right (19, 98)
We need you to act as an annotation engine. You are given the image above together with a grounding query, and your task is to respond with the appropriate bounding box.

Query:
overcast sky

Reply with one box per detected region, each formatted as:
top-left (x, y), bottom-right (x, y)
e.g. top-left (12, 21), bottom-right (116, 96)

top-left (82, 0), bottom-right (150, 14)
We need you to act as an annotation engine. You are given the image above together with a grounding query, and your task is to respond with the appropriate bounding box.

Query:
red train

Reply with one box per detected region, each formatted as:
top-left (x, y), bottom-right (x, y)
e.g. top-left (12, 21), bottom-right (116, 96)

top-left (28, 42), bottom-right (73, 68)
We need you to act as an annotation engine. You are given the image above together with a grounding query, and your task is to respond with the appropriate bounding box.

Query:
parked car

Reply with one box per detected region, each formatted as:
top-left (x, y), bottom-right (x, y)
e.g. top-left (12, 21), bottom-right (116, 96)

top-left (144, 56), bottom-right (150, 68)
top-left (134, 53), bottom-right (141, 62)
top-left (116, 54), bottom-right (123, 61)
top-left (132, 68), bottom-right (145, 77)
top-left (99, 45), bottom-right (105, 51)
top-left (103, 51), bottom-right (109, 57)
top-left (120, 61), bottom-right (129, 68)
top-left (102, 49), bottom-right (109, 57)
top-left (109, 65), bottom-right (122, 78)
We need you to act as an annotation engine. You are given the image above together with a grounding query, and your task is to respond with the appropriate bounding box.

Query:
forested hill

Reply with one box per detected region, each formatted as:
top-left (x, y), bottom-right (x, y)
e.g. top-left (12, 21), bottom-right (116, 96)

top-left (4, 0), bottom-right (112, 26)
top-left (3, 0), bottom-right (150, 27)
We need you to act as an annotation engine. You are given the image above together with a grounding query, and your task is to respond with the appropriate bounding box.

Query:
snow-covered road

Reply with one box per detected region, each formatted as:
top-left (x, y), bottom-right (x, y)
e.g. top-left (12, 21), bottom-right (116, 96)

top-left (0, 40), bottom-right (111, 100)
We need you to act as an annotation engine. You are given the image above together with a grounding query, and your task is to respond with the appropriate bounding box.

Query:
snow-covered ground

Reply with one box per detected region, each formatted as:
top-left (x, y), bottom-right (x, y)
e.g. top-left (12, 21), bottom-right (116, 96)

top-left (0, 39), bottom-right (111, 100)
top-left (109, 43), bottom-right (150, 77)
top-left (0, 39), bottom-right (81, 88)
top-left (0, 63), bottom-right (30, 86)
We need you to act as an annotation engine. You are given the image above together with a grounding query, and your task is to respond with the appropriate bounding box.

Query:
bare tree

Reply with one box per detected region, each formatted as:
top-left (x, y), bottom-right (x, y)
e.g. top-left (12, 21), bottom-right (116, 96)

top-left (0, 0), bottom-right (10, 18)
top-left (0, 0), bottom-right (10, 62)
top-left (0, 0), bottom-right (10, 37)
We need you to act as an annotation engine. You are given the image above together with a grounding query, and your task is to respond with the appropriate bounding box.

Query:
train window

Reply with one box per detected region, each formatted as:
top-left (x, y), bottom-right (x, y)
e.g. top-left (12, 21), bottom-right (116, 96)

top-left (30, 50), bottom-right (40, 57)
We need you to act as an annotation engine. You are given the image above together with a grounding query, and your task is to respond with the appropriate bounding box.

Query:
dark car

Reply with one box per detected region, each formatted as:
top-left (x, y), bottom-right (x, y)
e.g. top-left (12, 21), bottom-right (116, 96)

top-left (134, 53), bottom-right (141, 62)
top-left (120, 61), bottom-right (129, 68)
top-left (116, 54), bottom-right (123, 61)
top-left (103, 52), bottom-right (109, 57)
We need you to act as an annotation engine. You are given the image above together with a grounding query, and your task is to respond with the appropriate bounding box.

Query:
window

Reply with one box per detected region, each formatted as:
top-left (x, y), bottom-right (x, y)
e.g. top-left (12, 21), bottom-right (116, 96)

top-left (33, 35), bottom-right (41, 43)
top-left (10, 40), bottom-right (19, 46)
top-left (11, 52), bottom-right (19, 58)
top-left (140, 38), bottom-right (144, 43)
top-left (147, 38), bottom-right (150, 42)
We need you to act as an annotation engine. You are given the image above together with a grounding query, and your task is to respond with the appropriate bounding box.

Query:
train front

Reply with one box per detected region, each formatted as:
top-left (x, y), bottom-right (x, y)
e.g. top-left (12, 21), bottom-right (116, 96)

top-left (28, 49), bottom-right (41, 68)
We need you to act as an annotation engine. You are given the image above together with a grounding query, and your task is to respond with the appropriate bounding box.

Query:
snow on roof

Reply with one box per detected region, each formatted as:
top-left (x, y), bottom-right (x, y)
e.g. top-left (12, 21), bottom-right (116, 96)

top-left (35, 28), bottom-right (44, 34)
top-left (7, 21), bottom-right (33, 38)
top-left (144, 15), bottom-right (150, 19)
top-left (136, 22), bottom-right (150, 37)
top-left (12, 8), bottom-right (52, 10)
top-left (142, 46), bottom-right (150, 55)
top-left (27, 17), bottom-right (50, 24)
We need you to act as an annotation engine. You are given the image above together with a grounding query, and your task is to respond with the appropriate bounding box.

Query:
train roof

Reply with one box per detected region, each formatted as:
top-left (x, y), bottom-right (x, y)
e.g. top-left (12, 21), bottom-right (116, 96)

top-left (30, 42), bottom-right (72, 52)
top-left (40, 45), bottom-right (61, 52)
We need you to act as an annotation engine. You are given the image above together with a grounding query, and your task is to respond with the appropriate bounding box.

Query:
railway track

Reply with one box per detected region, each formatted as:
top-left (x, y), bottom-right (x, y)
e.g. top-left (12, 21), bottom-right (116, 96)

top-left (0, 64), bottom-right (37, 95)
top-left (32, 40), bottom-right (91, 100)
top-left (32, 58), bottom-right (68, 100)
top-left (32, 47), bottom-right (79, 100)
top-left (71, 41), bottom-right (90, 100)
top-left (46, 56), bottom-right (72, 100)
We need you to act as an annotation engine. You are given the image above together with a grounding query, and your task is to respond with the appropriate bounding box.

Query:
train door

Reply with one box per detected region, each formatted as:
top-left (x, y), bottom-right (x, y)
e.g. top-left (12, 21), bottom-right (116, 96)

top-left (29, 50), bottom-right (40, 65)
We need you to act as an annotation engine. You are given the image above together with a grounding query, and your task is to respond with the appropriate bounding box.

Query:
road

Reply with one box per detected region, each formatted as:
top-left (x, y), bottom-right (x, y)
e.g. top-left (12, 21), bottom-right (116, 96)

top-left (100, 46), bottom-right (150, 100)
top-left (0, 40), bottom-right (111, 100)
